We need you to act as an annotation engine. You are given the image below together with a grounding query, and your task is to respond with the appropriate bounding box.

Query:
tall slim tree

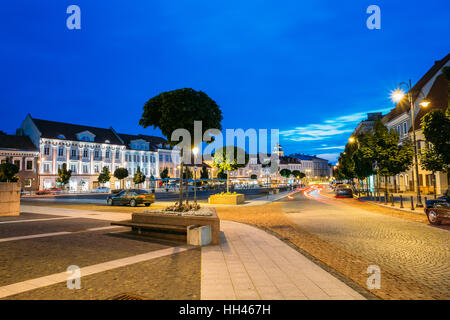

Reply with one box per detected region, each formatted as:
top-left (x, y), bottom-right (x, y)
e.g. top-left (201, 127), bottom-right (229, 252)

top-left (56, 163), bottom-right (72, 189)
top-left (140, 88), bottom-right (223, 208)
top-left (422, 108), bottom-right (450, 166)
top-left (420, 144), bottom-right (446, 197)
top-left (360, 121), bottom-right (413, 195)
top-left (114, 167), bottom-right (129, 189)
top-left (133, 166), bottom-right (146, 187)
top-left (212, 146), bottom-right (249, 193)
top-left (97, 166), bottom-right (111, 186)
top-left (200, 166), bottom-right (209, 179)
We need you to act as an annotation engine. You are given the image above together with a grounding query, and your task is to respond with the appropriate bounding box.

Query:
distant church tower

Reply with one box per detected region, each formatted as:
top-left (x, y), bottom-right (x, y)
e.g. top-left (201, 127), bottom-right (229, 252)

top-left (274, 143), bottom-right (284, 156)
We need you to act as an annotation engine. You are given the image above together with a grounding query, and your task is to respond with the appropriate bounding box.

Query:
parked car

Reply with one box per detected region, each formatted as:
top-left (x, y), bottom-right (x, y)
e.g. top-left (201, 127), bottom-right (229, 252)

top-left (35, 187), bottom-right (62, 195)
top-left (335, 184), bottom-right (353, 198)
top-left (91, 186), bottom-right (110, 193)
top-left (106, 189), bottom-right (155, 207)
top-left (424, 188), bottom-right (450, 225)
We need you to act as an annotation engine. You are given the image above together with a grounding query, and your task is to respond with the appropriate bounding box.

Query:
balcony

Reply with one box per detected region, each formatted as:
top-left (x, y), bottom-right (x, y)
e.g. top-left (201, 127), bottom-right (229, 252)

top-left (69, 154), bottom-right (80, 161)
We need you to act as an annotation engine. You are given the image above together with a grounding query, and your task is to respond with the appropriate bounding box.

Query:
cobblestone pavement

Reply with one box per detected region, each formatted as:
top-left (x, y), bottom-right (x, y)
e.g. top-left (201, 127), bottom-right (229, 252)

top-left (3, 249), bottom-right (201, 300)
top-left (0, 212), bottom-right (201, 299)
top-left (282, 189), bottom-right (450, 299)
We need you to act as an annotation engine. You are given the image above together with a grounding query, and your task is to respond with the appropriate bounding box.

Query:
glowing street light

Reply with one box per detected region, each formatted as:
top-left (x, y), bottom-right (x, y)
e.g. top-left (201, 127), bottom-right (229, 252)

top-left (390, 80), bottom-right (432, 207)
top-left (390, 88), bottom-right (406, 103)
top-left (419, 99), bottom-right (431, 108)
top-left (348, 137), bottom-right (355, 143)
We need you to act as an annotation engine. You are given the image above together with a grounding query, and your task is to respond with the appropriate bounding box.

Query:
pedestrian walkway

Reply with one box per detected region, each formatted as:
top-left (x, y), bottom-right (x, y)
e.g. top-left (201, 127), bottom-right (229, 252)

top-left (201, 220), bottom-right (365, 300)
top-left (15, 204), bottom-right (365, 300)
top-left (356, 193), bottom-right (431, 214)
top-left (0, 245), bottom-right (193, 299)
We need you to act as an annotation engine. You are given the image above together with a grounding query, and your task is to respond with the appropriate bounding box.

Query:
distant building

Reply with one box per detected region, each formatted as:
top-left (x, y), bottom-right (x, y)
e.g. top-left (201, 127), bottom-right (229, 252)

top-left (0, 134), bottom-right (39, 191)
top-left (289, 153), bottom-right (332, 178)
top-left (352, 112), bottom-right (383, 136)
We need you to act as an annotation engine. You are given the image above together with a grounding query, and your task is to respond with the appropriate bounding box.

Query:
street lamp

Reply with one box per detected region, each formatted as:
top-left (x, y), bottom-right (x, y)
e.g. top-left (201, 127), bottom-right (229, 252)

top-left (348, 136), bottom-right (355, 143)
top-left (391, 80), bottom-right (430, 207)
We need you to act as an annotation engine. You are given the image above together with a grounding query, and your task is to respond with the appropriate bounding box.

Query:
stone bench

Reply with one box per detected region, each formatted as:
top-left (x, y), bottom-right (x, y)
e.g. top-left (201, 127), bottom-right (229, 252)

top-left (111, 210), bottom-right (220, 245)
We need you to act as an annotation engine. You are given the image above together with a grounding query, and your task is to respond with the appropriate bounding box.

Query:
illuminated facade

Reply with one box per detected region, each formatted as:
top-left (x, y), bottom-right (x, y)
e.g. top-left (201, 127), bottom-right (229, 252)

top-left (18, 115), bottom-right (180, 191)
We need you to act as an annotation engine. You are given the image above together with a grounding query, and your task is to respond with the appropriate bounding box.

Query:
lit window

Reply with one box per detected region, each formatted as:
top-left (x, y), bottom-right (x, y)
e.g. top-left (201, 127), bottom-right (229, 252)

top-left (24, 179), bottom-right (32, 188)
top-left (403, 122), bottom-right (407, 135)
top-left (44, 147), bottom-right (50, 156)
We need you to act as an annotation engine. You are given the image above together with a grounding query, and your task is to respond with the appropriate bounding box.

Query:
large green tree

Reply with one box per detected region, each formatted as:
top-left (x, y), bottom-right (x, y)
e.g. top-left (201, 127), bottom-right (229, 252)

top-left (422, 108), bottom-right (450, 166)
top-left (279, 168), bottom-right (292, 178)
top-left (212, 146), bottom-right (249, 193)
top-left (139, 88), bottom-right (223, 207)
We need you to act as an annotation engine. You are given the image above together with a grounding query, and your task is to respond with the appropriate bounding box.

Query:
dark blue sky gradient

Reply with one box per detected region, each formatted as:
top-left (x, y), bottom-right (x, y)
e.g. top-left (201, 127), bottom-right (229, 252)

top-left (1, 1), bottom-right (449, 162)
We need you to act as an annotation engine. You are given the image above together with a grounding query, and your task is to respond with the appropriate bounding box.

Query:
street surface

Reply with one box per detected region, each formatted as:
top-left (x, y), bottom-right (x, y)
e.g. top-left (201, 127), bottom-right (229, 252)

top-left (278, 187), bottom-right (450, 299)
top-left (0, 212), bottom-right (200, 299)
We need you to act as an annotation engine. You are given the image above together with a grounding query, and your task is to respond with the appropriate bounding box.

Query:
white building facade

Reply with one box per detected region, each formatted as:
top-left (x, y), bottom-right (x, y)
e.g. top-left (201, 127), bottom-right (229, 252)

top-left (18, 115), bottom-right (180, 191)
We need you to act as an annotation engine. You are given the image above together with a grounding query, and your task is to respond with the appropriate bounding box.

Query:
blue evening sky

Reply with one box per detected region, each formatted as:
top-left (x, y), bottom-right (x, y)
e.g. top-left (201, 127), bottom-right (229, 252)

top-left (1, 1), bottom-right (449, 163)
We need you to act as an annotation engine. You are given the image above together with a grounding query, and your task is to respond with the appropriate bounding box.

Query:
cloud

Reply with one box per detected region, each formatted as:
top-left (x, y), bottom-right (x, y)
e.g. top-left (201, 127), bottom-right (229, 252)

top-left (316, 145), bottom-right (345, 150)
top-left (315, 153), bottom-right (341, 163)
top-left (280, 108), bottom-right (390, 143)
top-left (279, 107), bottom-right (392, 163)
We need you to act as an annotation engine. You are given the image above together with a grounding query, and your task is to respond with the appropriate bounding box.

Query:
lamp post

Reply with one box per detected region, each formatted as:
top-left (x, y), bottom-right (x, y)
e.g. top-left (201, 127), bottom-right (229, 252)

top-left (391, 80), bottom-right (430, 207)
top-left (192, 147), bottom-right (199, 204)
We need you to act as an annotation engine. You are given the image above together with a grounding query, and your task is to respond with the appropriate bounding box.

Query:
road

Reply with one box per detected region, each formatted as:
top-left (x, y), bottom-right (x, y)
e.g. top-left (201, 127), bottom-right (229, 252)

top-left (278, 187), bottom-right (450, 299)
top-left (21, 188), bottom-right (266, 203)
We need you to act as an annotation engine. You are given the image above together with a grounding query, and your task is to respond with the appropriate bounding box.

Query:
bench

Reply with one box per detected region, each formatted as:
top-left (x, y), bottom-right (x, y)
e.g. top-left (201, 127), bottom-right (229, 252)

top-left (111, 220), bottom-right (212, 245)
top-left (111, 220), bottom-right (188, 242)
top-left (112, 211), bottom-right (220, 245)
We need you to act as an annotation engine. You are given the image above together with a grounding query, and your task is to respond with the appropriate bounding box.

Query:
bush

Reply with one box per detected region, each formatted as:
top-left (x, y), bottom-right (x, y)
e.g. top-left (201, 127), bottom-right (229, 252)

top-left (0, 163), bottom-right (19, 182)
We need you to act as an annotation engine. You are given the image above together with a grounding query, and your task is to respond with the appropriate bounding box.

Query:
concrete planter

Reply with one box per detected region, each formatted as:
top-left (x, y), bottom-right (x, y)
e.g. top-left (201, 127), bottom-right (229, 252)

top-left (208, 193), bottom-right (245, 205)
top-left (0, 182), bottom-right (20, 216)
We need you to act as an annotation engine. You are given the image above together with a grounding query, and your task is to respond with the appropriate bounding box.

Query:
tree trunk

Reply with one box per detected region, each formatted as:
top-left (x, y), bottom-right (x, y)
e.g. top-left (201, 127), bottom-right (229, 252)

top-left (227, 170), bottom-right (230, 193)
top-left (385, 176), bottom-right (388, 198)
top-left (393, 176), bottom-right (397, 194)
top-left (179, 159), bottom-right (184, 206)
top-left (185, 173), bottom-right (189, 204)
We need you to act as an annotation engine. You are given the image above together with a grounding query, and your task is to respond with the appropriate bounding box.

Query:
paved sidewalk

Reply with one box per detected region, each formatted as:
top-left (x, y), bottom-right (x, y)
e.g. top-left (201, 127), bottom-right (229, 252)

top-left (201, 220), bottom-right (365, 300)
top-left (16, 204), bottom-right (363, 300)
top-left (0, 246), bottom-right (193, 299)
